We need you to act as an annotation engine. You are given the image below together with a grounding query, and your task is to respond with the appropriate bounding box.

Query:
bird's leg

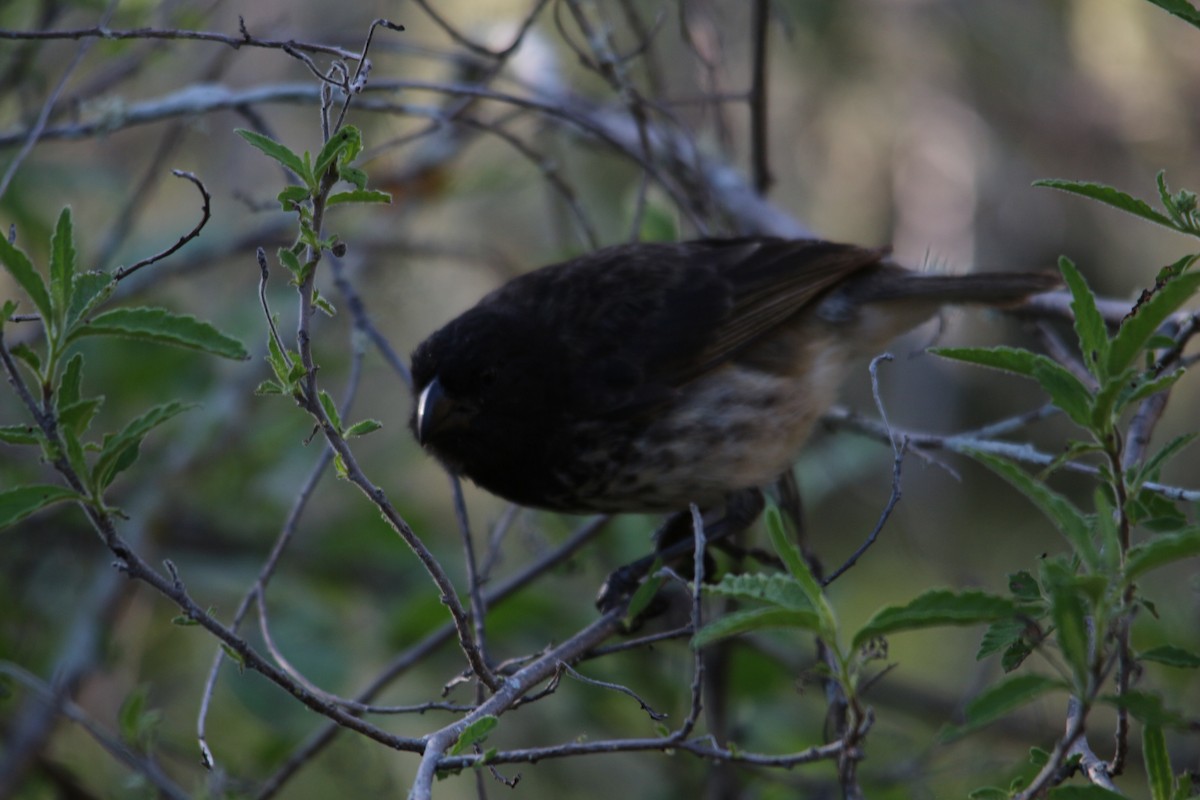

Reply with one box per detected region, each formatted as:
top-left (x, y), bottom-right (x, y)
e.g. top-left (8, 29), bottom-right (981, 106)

top-left (595, 489), bottom-right (766, 613)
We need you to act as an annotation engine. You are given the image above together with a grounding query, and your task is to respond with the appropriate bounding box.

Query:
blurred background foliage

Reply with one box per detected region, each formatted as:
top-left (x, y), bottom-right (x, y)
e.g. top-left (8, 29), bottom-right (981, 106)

top-left (1, 0), bottom-right (1198, 798)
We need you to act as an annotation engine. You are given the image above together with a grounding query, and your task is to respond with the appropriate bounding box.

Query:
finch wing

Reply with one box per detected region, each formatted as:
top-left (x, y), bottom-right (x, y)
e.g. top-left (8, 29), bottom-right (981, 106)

top-left (481, 238), bottom-right (884, 416)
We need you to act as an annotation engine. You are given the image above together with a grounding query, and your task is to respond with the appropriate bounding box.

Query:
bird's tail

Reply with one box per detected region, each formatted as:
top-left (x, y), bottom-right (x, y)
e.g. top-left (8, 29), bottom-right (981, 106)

top-left (856, 268), bottom-right (1062, 307)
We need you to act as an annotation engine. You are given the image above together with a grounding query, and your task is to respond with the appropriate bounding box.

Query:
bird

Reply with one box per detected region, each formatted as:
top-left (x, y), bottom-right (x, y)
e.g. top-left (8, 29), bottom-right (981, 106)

top-left (410, 237), bottom-right (1059, 523)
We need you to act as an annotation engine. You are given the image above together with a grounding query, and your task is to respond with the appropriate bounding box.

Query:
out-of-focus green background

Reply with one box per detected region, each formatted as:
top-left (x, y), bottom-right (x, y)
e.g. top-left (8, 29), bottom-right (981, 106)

top-left (2, 1), bottom-right (1198, 798)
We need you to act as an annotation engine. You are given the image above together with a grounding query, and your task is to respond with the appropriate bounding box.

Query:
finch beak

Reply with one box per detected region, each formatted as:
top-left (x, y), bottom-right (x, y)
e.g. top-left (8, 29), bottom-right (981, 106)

top-left (415, 377), bottom-right (474, 444)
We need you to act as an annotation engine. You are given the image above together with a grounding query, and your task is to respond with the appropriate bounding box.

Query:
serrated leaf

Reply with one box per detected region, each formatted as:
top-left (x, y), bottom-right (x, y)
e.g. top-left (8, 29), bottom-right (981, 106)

top-left (1034, 178), bottom-right (1176, 229)
top-left (977, 617), bottom-right (1029, 660)
top-left (1139, 645), bottom-right (1200, 669)
top-left (93, 401), bottom-right (194, 490)
top-left (933, 345), bottom-right (1046, 376)
top-left (0, 229), bottom-right (51, 321)
top-left (1144, 724), bottom-right (1172, 800)
top-left (623, 558), bottom-right (663, 622)
top-left (0, 425), bottom-right (40, 445)
top-left (340, 165), bottom-right (367, 189)
top-left (1031, 360), bottom-right (1094, 429)
top-left (934, 347), bottom-right (1094, 428)
top-left (1121, 368), bottom-right (1185, 411)
top-left (277, 247), bottom-right (303, 278)
top-left (1042, 562), bottom-right (1091, 692)
top-left (328, 189), bottom-right (392, 206)
top-left (967, 449), bottom-right (1099, 571)
top-left (319, 389), bottom-right (342, 431)
top-left (1144, 0), bottom-right (1200, 29)
top-left (1109, 271), bottom-right (1200, 375)
top-left (1135, 433), bottom-right (1198, 489)
top-left (765, 505), bottom-right (835, 639)
top-left (1002, 638), bottom-right (1036, 673)
top-left (1058, 257), bottom-right (1109, 381)
top-left (255, 380), bottom-right (285, 395)
top-left (58, 398), bottom-right (103, 437)
top-left (704, 572), bottom-right (815, 612)
top-left (344, 419), bottom-right (382, 438)
top-left (277, 185), bottom-right (310, 209)
top-left (449, 716), bottom-right (497, 756)
top-left (1125, 527), bottom-right (1200, 584)
top-left (693, 607), bottom-right (821, 648)
top-left (235, 129), bottom-right (312, 186)
top-left (1009, 570), bottom-right (1042, 602)
top-left (313, 127), bottom-right (358, 180)
top-left (71, 307), bottom-right (248, 360)
top-left (66, 271), bottom-right (114, 328)
top-left (58, 353), bottom-right (83, 407)
top-left (1100, 690), bottom-right (1188, 728)
top-left (49, 207), bottom-right (76, 327)
top-left (0, 484), bottom-right (81, 528)
top-left (10, 342), bottom-right (40, 373)
top-left (852, 589), bottom-right (1015, 650)
top-left (941, 674), bottom-right (1063, 741)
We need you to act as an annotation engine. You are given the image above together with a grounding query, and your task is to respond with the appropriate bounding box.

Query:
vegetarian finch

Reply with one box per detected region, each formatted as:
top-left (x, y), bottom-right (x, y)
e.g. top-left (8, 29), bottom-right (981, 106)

top-left (410, 238), bottom-right (1057, 523)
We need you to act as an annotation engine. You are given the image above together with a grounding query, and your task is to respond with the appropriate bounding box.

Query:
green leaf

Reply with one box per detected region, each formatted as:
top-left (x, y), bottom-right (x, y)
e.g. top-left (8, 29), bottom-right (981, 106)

top-left (0, 228), bottom-right (52, 321)
top-left (71, 306), bottom-right (249, 360)
top-left (9, 342), bottom-right (40, 373)
top-left (1139, 645), bottom-right (1200, 669)
top-left (449, 716), bottom-right (497, 756)
top-left (340, 165), bottom-right (367, 189)
top-left (1144, 724), bottom-right (1173, 800)
top-left (1042, 562), bottom-right (1091, 692)
top-left (1144, 0), bottom-right (1200, 30)
top-left (58, 398), bottom-right (103, 437)
top-left (934, 347), bottom-right (1094, 428)
top-left (93, 401), bottom-right (194, 490)
top-left (0, 424), bottom-right (40, 445)
top-left (277, 185), bottom-right (310, 209)
top-left (852, 589), bottom-right (1015, 650)
top-left (0, 484), bottom-right (81, 528)
top-left (235, 129), bottom-right (312, 186)
top-left (1009, 570), bottom-right (1042, 602)
top-left (1120, 368), bottom-right (1185, 411)
top-left (254, 380), bottom-right (285, 396)
top-left (1109, 271), bottom-right (1200, 375)
top-left (1134, 433), bottom-right (1197, 489)
top-left (765, 506), bottom-right (835, 640)
top-left (693, 607), bottom-right (821, 648)
top-left (1125, 527), bottom-right (1200, 584)
top-left (344, 419), bottom-right (382, 438)
top-left (327, 189), bottom-right (392, 206)
top-left (58, 353), bottom-right (83, 407)
top-left (318, 389), bottom-right (342, 432)
top-left (313, 127), bottom-right (359, 180)
top-left (941, 674), bottom-right (1063, 741)
top-left (1058, 256), bottom-right (1109, 381)
top-left (1100, 689), bottom-right (1188, 728)
top-left (1, 298), bottom-right (16, 322)
top-left (1034, 178), bottom-right (1176, 230)
top-left (977, 617), bottom-right (1035, 661)
top-left (49, 207), bottom-right (76, 327)
top-left (967, 449), bottom-right (1099, 571)
top-left (66, 271), bottom-right (114, 328)
top-left (277, 247), bottom-right (303, 278)
top-left (623, 559), bottom-right (663, 623)
top-left (703, 572), bottom-right (815, 612)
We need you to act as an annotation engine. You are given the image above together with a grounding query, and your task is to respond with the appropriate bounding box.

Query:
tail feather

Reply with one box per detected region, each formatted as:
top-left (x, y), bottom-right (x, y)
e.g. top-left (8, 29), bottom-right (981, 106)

top-left (857, 269), bottom-right (1062, 307)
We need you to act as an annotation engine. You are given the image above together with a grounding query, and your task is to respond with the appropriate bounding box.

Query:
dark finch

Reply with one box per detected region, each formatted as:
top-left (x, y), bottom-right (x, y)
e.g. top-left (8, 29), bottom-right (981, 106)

top-left (410, 238), bottom-right (1059, 515)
